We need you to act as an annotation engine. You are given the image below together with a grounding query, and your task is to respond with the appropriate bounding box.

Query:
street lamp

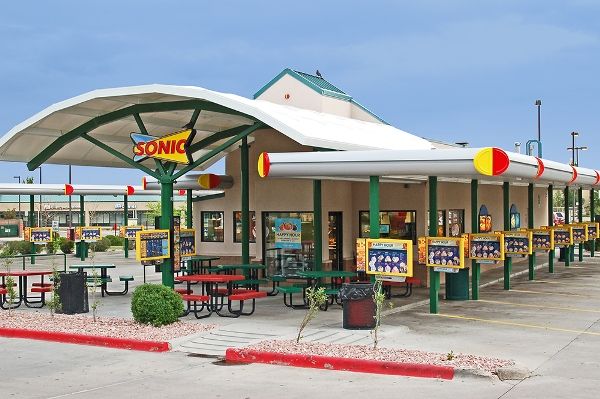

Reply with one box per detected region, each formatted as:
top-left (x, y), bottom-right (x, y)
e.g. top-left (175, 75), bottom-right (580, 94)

top-left (535, 100), bottom-right (542, 142)
top-left (13, 176), bottom-right (21, 218)
top-left (568, 131), bottom-right (579, 166)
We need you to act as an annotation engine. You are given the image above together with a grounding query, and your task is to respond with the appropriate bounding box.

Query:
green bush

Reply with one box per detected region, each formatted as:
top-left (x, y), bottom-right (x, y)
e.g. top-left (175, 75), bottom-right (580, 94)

top-left (105, 235), bottom-right (124, 246)
top-left (59, 237), bottom-right (74, 254)
top-left (131, 284), bottom-right (184, 327)
top-left (6, 240), bottom-right (41, 255)
top-left (584, 239), bottom-right (600, 251)
top-left (89, 237), bottom-right (111, 252)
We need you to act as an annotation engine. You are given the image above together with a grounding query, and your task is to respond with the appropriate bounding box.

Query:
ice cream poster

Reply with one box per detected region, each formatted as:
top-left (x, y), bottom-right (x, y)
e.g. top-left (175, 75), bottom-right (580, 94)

top-left (571, 225), bottom-right (588, 243)
top-left (532, 229), bottom-right (554, 251)
top-left (553, 226), bottom-right (572, 246)
top-left (366, 239), bottom-right (413, 277)
top-left (586, 222), bottom-right (599, 240)
top-left (274, 218), bottom-right (301, 249)
top-left (469, 233), bottom-right (505, 261)
top-left (503, 231), bottom-right (532, 255)
top-left (426, 237), bottom-right (465, 268)
top-left (356, 238), bottom-right (366, 272)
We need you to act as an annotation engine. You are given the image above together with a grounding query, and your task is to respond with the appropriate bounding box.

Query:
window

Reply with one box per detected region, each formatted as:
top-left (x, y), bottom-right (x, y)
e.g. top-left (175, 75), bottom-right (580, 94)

top-left (359, 210), bottom-right (417, 243)
top-left (201, 211), bottom-right (224, 242)
top-left (233, 211), bottom-right (256, 243)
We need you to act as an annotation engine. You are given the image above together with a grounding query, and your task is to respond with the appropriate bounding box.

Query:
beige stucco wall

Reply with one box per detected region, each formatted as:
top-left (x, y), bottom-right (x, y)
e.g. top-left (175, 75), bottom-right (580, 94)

top-left (194, 129), bottom-right (551, 286)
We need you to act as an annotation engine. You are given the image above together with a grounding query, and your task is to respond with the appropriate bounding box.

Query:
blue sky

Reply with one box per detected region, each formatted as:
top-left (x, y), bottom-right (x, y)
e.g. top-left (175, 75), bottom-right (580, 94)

top-left (1, 0), bottom-right (599, 184)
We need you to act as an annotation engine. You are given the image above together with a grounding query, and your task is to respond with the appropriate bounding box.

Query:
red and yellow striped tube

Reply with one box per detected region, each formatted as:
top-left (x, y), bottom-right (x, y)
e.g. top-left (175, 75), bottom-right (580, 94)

top-left (258, 152), bottom-right (270, 178)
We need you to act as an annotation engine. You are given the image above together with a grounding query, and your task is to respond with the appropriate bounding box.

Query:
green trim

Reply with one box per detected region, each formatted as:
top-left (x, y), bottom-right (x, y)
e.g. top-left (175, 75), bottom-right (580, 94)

top-left (313, 179), bottom-right (322, 271)
top-left (578, 187), bottom-right (583, 262)
top-left (186, 190), bottom-right (193, 228)
top-left (81, 133), bottom-right (160, 179)
top-left (124, 195), bottom-right (129, 258)
top-left (188, 125), bottom-right (253, 154)
top-left (471, 179), bottom-right (480, 300)
top-left (80, 195), bottom-right (86, 261)
top-left (548, 185), bottom-right (554, 273)
top-left (172, 123), bottom-right (264, 181)
top-left (564, 187), bottom-right (570, 267)
top-left (503, 182), bottom-right (512, 290)
top-left (30, 195), bottom-right (35, 264)
top-left (528, 183), bottom-right (535, 280)
top-left (160, 181), bottom-right (174, 288)
top-left (27, 100), bottom-right (257, 171)
top-left (591, 188), bottom-right (595, 258)
top-left (428, 176), bottom-right (439, 314)
top-left (253, 68), bottom-right (387, 123)
top-left (133, 114), bottom-right (149, 135)
top-left (187, 109), bottom-right (201, 129)
top-left (241, 137), bottom-right (250, 265)
top-left (369, 176), bottom-right (380, 239)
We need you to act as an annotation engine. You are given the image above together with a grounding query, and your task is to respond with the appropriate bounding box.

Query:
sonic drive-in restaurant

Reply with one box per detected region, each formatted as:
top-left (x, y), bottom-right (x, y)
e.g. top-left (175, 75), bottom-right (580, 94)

top-left (1, 69), bottom-right (598, 313)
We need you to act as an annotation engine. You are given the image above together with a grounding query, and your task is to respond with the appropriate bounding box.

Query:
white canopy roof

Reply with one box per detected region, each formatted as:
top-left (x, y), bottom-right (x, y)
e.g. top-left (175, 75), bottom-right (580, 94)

top-left (0, 84), bottom-right (432, 170)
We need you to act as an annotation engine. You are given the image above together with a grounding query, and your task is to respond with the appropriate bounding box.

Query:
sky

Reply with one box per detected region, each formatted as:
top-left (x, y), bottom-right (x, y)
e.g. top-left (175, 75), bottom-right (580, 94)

top-left (1, 0), bottom-right (599, 184)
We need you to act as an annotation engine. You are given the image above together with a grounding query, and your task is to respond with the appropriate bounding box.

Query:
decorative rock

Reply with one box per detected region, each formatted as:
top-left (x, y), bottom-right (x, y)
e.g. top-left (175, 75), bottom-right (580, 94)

top-left (495, 366), bottom-right (530, 381)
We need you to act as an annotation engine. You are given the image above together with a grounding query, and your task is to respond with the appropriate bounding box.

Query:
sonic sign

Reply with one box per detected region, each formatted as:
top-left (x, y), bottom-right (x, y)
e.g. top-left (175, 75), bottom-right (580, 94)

top-left (131, 129), bottom-right (195, 164)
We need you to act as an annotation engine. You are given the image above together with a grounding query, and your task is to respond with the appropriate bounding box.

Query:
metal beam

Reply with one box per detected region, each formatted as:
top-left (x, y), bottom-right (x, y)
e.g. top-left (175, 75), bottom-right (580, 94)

top-left (171, 123), bottom-right (264, 181)
top-left (471, 179), bottom-right (480, 300)
top-left (27, 100), bottom-right (257, 171)
top-left (591, 188), bottom-right (596, 258)
top-left (80, 133), bottom-right (160, 179)
top-left (429, 176), bottom-right (440, 313)
top-left (313, 179), bottom-right (322, 271)
top-left (188, 125), bottom-right (253, 154)
top-left (578, 187), bottom-right (583, 261)
top-left (503, 182), bottom-right (512, 290)
top-left (241, 137), bottom-right (250, 265)
top-left (124, 195), bottom-right (129, 258)
top-left (564, 187), bottom-right (570, 266)
top-left (548, 185), bottom-right (554, 272)
top-left (528, 183), bottom-right (536, 280)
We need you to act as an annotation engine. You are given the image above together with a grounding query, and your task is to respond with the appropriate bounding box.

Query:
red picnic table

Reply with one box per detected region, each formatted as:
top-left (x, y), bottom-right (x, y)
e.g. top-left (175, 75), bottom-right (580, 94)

top-left (0, 270), bottom-right (53, 309)
top-left (175, 274), bottom-right (265, 318)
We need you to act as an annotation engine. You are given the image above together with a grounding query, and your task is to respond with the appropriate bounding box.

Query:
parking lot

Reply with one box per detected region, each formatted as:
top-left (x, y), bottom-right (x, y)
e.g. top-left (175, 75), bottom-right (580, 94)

top-left (1, 251), bottom-right (599, 398)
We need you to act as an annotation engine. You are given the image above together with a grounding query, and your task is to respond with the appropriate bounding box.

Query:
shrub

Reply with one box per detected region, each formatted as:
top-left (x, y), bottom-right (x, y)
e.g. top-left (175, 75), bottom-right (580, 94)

top-left (7, 240), bottom-right (41, 255)
top-left (131, 284), bottom-right (184, 327)
top-left (89, 237), bottom-right (111, 252)
top-left (59, 237), bottom-right (74, 254)
top-left (105, 234), bottom-right (124, 246)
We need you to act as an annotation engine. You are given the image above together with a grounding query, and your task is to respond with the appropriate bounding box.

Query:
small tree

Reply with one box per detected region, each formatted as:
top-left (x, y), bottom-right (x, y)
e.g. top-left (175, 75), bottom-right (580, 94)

top-left (296, 286), bottom-right (328, 343)
top-left (46, 240), bottom-right (62, 317)
top-left (371, 280), bottom-right (387, 350)
top-left (1, 246), bottom-right (18, 316)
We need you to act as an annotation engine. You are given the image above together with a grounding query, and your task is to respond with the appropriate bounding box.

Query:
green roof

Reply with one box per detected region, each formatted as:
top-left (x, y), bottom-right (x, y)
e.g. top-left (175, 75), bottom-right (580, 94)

top-left (253, 68), bottom-right (387, 124)
top-left (293, 71), bottom-right (347, 95)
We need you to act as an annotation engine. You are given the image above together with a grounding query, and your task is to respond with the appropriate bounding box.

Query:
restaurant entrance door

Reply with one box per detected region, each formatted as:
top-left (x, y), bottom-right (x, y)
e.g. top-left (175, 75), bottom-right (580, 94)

top-left (328, 212), bottom-right (343, 271)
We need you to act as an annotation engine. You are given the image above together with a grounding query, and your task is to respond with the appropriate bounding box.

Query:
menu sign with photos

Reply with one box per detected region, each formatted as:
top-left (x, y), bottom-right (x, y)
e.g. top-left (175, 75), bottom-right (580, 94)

top-left (76, 227), bottom-right (102, 242)
top-left (571, 224), bottom-right (588, 243)
top-left (586, 222), bottom-right (599, 240)
top-left (531, 229), bottom-right (554, 251)
top-left (503, 231), bottom-right (532, 256)
top-left (366, 239), bottom-right (413, 277)
top-left (29, 227), bottom-right (53, 243)
top-left (553, 226), bottom-right (573, 247)
top-left (469, 233), bottom-right (505, 261)
top-left (136, 230), bottom-right (170, 261)
top-left (356, 238), bottom-right (367, 272)
top-left (425, 237), bottom-right (465, 269)
top-left (121, 226), bottom-right (143, 239)
top-left (180, 228), bottom-right (196, 257)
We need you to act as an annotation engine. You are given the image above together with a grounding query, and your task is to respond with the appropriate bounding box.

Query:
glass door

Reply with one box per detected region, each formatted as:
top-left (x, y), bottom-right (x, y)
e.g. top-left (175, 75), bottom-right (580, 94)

top-left (328, 212), bottom-right (343, 271)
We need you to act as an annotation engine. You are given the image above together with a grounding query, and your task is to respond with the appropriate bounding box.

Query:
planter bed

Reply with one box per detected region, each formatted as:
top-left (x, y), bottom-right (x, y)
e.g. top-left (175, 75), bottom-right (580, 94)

top-left (226, 339), bottom-right (514, 379)
top-left (0, 311), bottom-right (216, 352)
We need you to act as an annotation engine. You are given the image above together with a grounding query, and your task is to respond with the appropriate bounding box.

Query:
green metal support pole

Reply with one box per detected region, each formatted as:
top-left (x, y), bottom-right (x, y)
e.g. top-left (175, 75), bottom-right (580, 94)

top-left (471, 180), bottom-right (480, 300)
top-left (186, 190), bottom-right (193, 229)
top-left (123, 195), bottom-right (129, 258)
top-left (313, 179), bottom-right (322, 271)
top-left (80, 195), bottom-right (86, 261)
top-left (528, 183), bottom-right (536, 280)
top-left (428, 176), bottom-right (440, 314)
top-left (591, 188), bottom-right (596, 257)
top-left (160, 181), bottom-right (174, 288)
top-left (369, 176), bottom-right (380, 239)
top-left (564, 187), bottom-right (570, 266)
top-left (29, 195), bottom-right (35, 264)
top-left (548, 185), bottom-right (554, 272)
top-left (578, 187), bottom-right (583, 262)
top-left (503, 182), bottom-right (512, 290)
top-left (241, 137), bottom-right (250, 266)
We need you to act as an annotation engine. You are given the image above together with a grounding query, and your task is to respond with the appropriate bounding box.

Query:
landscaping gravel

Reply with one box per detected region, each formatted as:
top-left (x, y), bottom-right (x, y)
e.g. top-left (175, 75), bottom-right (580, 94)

top-left (249, 339), bottom-right (515, 373)
top-left (0, 311), bottom-right (216, 342)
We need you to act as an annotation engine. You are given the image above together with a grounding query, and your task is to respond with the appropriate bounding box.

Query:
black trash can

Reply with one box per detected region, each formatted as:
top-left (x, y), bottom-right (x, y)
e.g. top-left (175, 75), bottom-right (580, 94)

top-left (339, 283), bottom-right (375, 330)
top-left (57, 272), bottom-right (89, 314)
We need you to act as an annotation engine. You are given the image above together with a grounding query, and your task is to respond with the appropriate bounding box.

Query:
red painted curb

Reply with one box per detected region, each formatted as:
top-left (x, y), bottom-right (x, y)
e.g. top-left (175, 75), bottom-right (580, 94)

top-left (225, 348), bottom-right (454, 380)
top-left (0, 327), bottom-right (170, 352)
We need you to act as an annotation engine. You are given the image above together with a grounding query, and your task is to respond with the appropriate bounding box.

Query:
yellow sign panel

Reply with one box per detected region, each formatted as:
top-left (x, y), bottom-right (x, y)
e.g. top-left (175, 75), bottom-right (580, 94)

top-left (365, 238), bottom-right (413, 277)
top-left (425, 237), bottom-right (465, 269)
top-left (503, 231), bottom-right (533, 255)
top-left (469, 233), bottom-right (505, 261)
top-left (132, 129), bottom-right (195, 164)
top-left (531, 228), bottom-right (554, 251)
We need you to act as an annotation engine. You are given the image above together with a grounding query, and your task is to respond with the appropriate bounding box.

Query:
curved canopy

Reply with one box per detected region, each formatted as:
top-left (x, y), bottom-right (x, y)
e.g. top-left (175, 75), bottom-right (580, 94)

top-left (0, 84), bottom-right (432, 171)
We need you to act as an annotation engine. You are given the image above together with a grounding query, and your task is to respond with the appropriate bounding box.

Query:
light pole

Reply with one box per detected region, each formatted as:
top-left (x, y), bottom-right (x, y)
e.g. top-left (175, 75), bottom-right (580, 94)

top-left (535, 100), bottom-right (541, 142)
top-left (38, 167), bottom-right (42, 226)
top-left (68, 165), bottom-right (72, 228)
top-left (13, 176), bottom-right (21, 218)
top-left (574, 146), bottom-right (588, 167)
